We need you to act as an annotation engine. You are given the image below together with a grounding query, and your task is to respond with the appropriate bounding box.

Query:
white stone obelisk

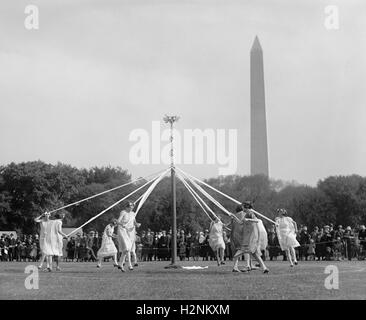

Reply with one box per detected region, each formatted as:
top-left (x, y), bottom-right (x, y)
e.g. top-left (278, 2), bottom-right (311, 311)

top-left (250, 36), bottom-right (269, 176)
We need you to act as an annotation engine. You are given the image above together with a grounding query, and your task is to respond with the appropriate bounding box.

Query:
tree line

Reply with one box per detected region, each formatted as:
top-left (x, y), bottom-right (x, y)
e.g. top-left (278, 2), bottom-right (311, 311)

top-left (0, 161), bottom-right (365, 235)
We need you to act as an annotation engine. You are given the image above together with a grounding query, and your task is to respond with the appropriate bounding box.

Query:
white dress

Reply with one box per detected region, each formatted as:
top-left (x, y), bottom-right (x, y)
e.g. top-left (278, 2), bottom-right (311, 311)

top-left (51, 220), bottom-right (64, 257)
top-left (276, 216), bottom-right (300, 251)
top-left (208, 221), bottom-right (226, 251)
top-left (97, 225), bottom-right (117, 257)
top-left (117, 210), bottom-right (137, 252)
top-left (39, 220), bottom-right (52, 255)
top-left (39, 220), bottom-right (63, 256)
top-left (257, 219), bottom-right (268, 252)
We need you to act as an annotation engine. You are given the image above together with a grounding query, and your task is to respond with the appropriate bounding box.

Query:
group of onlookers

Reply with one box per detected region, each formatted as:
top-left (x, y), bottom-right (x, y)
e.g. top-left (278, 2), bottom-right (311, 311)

top-left (267, 224), bottom-right (366, 261)
top-left (0, 233), bottom-right (40, 262)
top-left (1, 224), bottom-right (365, 262)
top-left (135, 228), bottom-right (233, 262)
top-left (0, 231), bottom-right (101, 262)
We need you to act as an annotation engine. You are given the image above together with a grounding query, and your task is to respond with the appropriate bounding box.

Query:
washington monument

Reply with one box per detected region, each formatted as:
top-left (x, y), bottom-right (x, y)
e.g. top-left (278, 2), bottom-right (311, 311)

top-left (250, 36), bottom-right (269, 176)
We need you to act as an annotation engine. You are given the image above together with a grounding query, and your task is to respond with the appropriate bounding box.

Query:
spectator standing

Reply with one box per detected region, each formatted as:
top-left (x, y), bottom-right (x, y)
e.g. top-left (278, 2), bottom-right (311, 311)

top-left (141, 231), bottom-right (148, 261)
top-left (67, 237), bottom-right (75, 261)
top-left (80, 233), bottom-right (87, 262)
top-left (8, 233), bottom-right (16, 261)
top-left (146, 230), bottom-right (154, 261)
top-left (299, 226), bottom-right (311, 261)
top-left (92, 232), bottom-right (100, 259)
top-left (178, 231), bottom-right (186, 261)
top-left (307, 239), bottom-right (316, 260)
top-left (0, 235), bottom-right (6, 261)
top-left (358, 225), bottom-right (366, 255)
top-left (267, 225), bottom-right (280, 261)
top-left (185, 232), bottom-right (192, 261)
top-left (86, 231), bottom-right (97, 262)
top-left (343, 226), bottom-right (355, 260)
top-left (158, 230), bottom-right (169, 261)
top-left (74, 234), bottom-right (81, 261)
top-left (320, 226), bottom-right (333, 261)
top-left (192, 231), bottom-right (200, 261)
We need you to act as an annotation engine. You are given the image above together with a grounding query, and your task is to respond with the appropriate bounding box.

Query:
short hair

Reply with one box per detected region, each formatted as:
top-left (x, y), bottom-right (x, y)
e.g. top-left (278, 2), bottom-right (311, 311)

top-left (242, 201), bottom-right (253, 209)
top-left (124, 201), bottom-right (134, 209)
top-left (235, 204), bottom-right (243, 213)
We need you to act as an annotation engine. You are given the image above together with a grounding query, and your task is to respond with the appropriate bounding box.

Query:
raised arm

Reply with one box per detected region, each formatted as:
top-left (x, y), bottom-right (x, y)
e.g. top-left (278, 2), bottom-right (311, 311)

top-left (34, 213), bottom-right (45, 223)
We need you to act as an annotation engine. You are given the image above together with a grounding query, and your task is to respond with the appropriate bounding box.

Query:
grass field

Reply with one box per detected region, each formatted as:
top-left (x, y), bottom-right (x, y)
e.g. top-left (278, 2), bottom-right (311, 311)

top-left (0, 260), bottom-right (365, 300)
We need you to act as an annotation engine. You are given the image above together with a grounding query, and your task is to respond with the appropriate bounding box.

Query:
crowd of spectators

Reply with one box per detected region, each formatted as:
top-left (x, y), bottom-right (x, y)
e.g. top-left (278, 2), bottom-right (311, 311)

top-left (268, 224), bottom-right (366, 261)
top-left (1, 224), bottom-right (365, 262)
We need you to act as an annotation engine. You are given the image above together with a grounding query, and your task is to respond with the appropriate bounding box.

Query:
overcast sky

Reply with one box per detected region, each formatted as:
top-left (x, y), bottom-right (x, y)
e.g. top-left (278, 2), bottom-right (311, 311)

top-left (0, 0), bottom-right (365, 186)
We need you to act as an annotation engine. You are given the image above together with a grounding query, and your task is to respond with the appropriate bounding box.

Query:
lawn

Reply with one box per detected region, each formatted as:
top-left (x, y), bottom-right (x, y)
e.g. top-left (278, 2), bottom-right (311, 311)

top-left (0, 260), bottom-right (365, 300)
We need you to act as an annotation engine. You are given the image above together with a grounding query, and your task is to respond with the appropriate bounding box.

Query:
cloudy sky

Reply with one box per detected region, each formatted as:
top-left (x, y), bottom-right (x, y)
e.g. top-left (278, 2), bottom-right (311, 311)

top-left (0, 0), bottom-right (365, 186)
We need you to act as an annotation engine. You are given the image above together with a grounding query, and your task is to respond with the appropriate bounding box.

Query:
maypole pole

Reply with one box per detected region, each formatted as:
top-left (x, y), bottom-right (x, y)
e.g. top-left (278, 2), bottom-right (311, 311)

top-left (163, 114), bottom-right (180, 269)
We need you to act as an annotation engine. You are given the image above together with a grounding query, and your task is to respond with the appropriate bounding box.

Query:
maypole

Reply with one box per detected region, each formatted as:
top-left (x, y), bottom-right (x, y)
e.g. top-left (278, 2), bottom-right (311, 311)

top-left (163, 114), bottom-right (180, 269)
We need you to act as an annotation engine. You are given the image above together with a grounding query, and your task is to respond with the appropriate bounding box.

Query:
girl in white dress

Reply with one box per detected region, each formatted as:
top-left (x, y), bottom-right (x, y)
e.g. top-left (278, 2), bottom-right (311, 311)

top-left (275, 209), bottom-right (300, 267)
top-left (208, 217), bottom-right (226, 266)
top-left (97, 220), bottom-right (119, 268)
top-left (34, 212), bottom-right (52, 271)
top-left (51, 213), bottom-right (68, 271)
top-left (257, 219), bottom-right (268, 254)
top-left (117, 201), bottom-right (141, 272)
